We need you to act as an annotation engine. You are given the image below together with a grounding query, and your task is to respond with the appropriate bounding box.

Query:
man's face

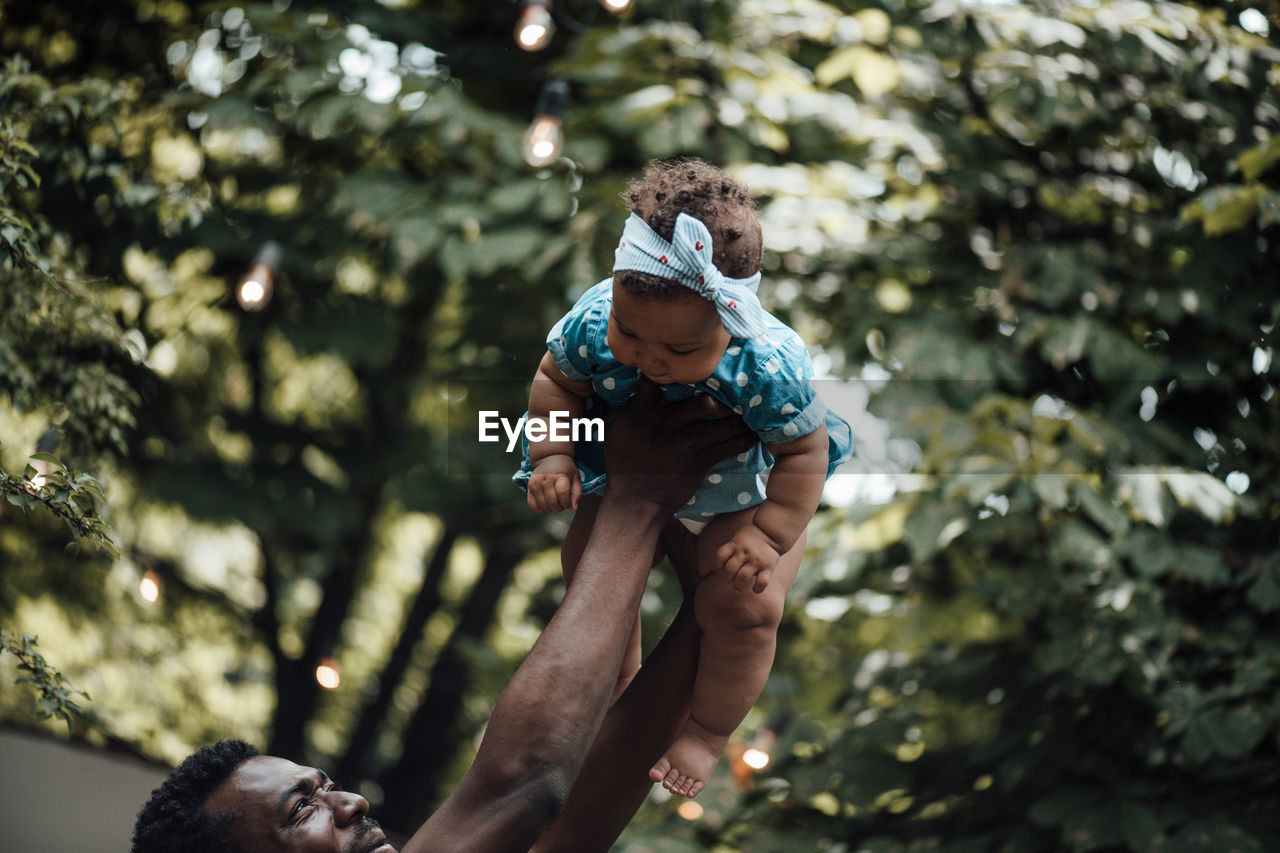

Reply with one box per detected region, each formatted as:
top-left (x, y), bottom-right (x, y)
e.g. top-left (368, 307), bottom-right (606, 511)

top-left (205, 755), bottom-right (395, 853)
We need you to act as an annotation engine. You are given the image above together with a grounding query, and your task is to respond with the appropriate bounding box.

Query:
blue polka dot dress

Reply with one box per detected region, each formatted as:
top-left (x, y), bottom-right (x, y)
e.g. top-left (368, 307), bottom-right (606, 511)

top-left (515, 279), bottom-right (853, 522)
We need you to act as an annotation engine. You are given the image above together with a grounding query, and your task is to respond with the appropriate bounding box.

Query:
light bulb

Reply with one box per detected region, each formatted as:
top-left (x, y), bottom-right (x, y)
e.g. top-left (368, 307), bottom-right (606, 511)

top-left (236, 272), bottom-right (272, 310)
top-left (521, 116), bottom-right (563, 167)
top-left (676, 801), bottom-right (704, 821)
top-left (315, 657), bottom-right (341, 690)
top-left (515, 2), bottom-right (555, 51)
top-left (742, 747), bottom-right (770, 770)
top-left (139, 570), bottom-right (161, 603)
top-left (601, 0), bottom-right (632, 11)
top-left (522, 79), bottom-right (569, 168)
top-left (235, 242), bottom-right (281, 311)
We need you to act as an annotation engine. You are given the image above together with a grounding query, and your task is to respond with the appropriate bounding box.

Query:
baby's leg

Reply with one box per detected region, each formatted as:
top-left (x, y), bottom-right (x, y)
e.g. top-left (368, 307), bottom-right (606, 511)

top-left (561, 494), bottom-right (653, 703)
top-left (650, 510), bottom-right (805, 798)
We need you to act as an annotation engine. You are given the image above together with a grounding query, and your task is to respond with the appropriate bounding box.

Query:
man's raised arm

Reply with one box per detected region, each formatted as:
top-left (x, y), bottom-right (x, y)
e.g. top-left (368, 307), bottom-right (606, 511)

top-left (402, 379), bottom-right (753, 853)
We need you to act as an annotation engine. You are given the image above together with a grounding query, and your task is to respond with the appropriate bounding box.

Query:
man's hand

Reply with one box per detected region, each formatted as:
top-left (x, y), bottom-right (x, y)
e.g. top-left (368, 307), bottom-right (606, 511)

top-left (605, 378), bottom-right (756, 513)
top-left (715, 523), bottom-right (781, 593)
top-left (528, 454), bottom-right (582, 512)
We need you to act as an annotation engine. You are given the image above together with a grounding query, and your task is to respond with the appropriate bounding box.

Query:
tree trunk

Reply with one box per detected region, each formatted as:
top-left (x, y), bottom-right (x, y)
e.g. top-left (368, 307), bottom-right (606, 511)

top-left (373, 535), bottom-right (523, 833)
top-left (335, 523), bottom-right (460, 784)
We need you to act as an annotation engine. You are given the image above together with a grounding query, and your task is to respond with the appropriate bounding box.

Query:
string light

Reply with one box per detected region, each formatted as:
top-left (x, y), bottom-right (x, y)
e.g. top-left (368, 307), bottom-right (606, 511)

top-left (515, 0), bottom-right (555, 52)
top-left (26, 429), bottom-right (58, 491)
top-left (139, 570), bottom-right (162, 603)
top-left (729, 708), bottom-right (792, 788)
top-left (676, 801), bottom-right (704, 821)
top-left (742, 745), bottom-right (771, 770)
top-left (236, 241), bottom-right (281, 311)
top-left (600, 0), bottom-right (632, 11)
top-left (522, 79), bottom-right (568, 167)
top-left (26, 458), bottom-right (49, 491)
top-left (315, 656), bottom-right (341, 690)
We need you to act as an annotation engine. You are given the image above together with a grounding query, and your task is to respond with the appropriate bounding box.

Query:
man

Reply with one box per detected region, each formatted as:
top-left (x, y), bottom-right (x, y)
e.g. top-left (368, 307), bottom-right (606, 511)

top-left (132, 379), bottom-right (755, 853)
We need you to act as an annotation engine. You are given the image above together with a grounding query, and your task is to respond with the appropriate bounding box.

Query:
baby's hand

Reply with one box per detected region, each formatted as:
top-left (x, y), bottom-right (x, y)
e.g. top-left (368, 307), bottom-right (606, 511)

top-left (528, 455), bottom-right (582, 513)
top-left (715, 524), bottom-right (781, 593)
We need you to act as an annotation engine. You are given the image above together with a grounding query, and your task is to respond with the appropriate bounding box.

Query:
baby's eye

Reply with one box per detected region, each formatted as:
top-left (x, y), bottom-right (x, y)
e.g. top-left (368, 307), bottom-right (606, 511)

top-left (668, 347), bottom-right (696, 355)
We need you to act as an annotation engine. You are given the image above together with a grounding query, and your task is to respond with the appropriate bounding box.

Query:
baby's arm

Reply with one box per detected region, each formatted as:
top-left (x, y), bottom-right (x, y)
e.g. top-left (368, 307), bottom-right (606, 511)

top-left (528, 352), bottom-right (594, 512)
top-left (716, 423), bottom-right (828, 592)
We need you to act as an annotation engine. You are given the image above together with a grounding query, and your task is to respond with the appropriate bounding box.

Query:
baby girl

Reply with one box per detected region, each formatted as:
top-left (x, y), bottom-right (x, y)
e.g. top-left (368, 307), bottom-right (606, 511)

top-left (516, 159), bottom-right (851, 798)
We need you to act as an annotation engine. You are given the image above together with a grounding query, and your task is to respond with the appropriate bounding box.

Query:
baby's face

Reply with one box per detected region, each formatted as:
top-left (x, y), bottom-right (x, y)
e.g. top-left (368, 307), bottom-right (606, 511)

top-left (608, 283), bottom-right (731, 385)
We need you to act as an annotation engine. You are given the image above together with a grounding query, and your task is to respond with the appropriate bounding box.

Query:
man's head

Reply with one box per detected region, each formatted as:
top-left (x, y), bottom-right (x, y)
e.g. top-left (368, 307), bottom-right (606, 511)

top-left (133, 740), bottom-right (393, 853)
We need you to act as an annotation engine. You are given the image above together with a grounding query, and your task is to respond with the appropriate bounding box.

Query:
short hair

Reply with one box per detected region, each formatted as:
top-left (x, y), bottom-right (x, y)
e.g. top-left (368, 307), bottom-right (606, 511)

top-left (617, 158), bottom-right (763, 299)
top-left (132, 739), bottom-right (261, 853)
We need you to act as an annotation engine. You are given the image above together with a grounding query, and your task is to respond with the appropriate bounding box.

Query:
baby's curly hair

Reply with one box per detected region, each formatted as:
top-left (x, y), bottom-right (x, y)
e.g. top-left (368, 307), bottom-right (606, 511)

top-left (618, 158), bottom-right (762, 299)
top-left (132, 739), bottom-right (260, 853)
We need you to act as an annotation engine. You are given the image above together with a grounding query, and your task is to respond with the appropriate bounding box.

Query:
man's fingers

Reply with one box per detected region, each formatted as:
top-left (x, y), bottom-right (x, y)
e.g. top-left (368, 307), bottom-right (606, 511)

top-left (660, 393), bottom-right (733, 434)
top-left (632, 374), bottom-right (661, 408)
top-left (691, 426), bottom-right (757, 471)
top-left (570, 476), bottom-right (582, 510)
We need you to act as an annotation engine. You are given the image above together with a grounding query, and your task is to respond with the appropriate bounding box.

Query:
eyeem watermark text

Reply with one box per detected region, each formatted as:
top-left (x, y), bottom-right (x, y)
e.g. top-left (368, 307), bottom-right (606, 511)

top-left (478, 411), bottom-right (605, 452)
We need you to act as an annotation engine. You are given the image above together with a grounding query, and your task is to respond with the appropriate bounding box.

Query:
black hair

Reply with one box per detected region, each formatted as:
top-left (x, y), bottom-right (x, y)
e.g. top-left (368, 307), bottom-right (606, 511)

top-left (132, 739), bottom-right (261, 853)
top-left (617, 157), bottom-right (763, 300)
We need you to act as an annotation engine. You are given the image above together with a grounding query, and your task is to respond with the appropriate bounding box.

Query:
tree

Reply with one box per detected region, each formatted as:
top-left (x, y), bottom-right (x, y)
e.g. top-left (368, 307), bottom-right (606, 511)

top-left (615, 1), bottom-right (1279, 850)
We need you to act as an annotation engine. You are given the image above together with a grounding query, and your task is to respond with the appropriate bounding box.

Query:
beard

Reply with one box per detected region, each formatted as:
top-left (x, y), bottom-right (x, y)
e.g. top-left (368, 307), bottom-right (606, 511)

top-left (345, 817), bottom-right (386, 853)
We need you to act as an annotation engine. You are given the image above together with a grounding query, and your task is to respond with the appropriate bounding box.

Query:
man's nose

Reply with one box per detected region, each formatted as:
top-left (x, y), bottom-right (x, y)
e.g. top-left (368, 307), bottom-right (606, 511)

top-left (327, 789), bottom-right (369, 825)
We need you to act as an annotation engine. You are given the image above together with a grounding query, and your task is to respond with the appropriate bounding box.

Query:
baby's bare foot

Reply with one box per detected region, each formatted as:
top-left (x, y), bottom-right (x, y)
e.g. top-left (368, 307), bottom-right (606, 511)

top-left (649, 718), bottom-right (728, 798)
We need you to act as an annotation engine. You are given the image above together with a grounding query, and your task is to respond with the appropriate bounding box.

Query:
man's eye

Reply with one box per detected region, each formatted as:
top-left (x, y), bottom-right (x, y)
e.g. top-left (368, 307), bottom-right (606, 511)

top-left (292, 798), bottom-right (311, 818)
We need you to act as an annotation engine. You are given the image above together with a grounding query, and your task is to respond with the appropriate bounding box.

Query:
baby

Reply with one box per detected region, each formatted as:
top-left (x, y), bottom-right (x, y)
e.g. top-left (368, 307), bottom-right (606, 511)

top-left (516, 159), bottom-right (852, 798)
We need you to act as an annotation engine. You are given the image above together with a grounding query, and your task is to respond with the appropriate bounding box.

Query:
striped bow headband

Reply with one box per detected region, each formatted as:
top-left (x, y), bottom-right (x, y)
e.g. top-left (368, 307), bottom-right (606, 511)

top-left (612, 212), bottom-right (767, 339)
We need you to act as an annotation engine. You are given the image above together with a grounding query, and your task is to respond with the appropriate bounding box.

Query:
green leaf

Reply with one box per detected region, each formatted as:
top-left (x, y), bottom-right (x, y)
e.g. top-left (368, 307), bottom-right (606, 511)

top-left (1211, 705), bottom-right (1269, 759)
top-left (1234, 137), bottom-right (1280, 182)
top-left (1174, 546), bottom-right (1231, 587)
top-left (1028, 787), bottom-right (1102, 828)
top-left (1120, 801), bottom-right (1165, 851)
top-left (1031, 473), bottom-right (1070, 509)
top-left (1062, 803), bottom-right (1123, 850)
top-left (1181, 713), bottom-right (1216, 764)
top-left (1182, 705), bottom-right (1268, 762)
top-left (1073, 481), bottom-right (1129, 539)
top-left (1191, 185), bottom-right (1261, 236)
top-left (1246, 563), bottom-right (1280, 612)
top-left (1168, 820), bottom-right (1264, 853)
top-left (902, 500), bottom-right (965, 563)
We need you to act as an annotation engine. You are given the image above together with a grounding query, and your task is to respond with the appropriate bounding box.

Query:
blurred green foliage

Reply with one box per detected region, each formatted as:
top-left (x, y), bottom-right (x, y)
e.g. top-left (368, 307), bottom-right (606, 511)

top-left (1, 0), bottom-right (1277, 849)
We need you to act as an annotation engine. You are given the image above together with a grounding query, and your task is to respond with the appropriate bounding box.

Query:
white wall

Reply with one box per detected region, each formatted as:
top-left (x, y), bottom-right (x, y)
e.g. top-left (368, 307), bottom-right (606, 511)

top-left (0, 727), bottom-right (169, 853)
